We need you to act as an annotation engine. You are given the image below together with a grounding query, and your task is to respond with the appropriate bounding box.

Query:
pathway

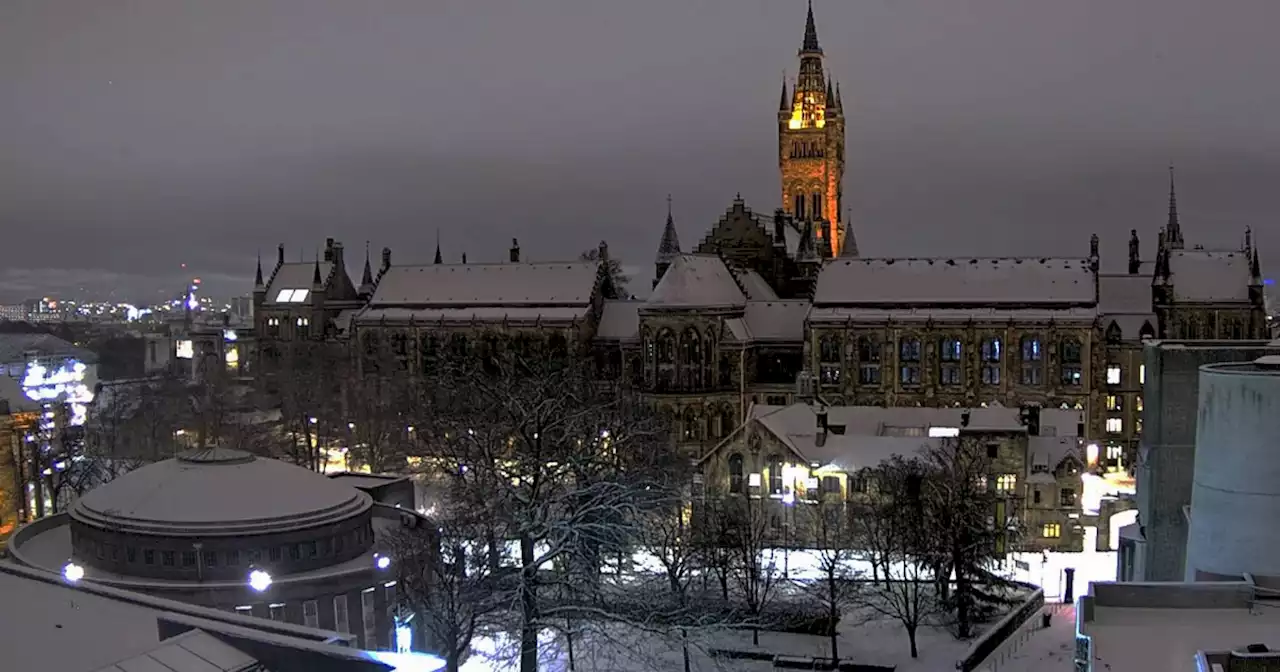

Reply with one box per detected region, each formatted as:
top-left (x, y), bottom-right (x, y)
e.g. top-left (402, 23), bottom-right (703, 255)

top-left (974, 602), bottom-right (1078, 672)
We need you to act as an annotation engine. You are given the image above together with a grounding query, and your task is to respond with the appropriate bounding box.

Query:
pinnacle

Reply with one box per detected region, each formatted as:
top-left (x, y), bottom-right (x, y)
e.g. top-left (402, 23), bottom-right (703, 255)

top-left (802, 0), bottom-right (821, 53)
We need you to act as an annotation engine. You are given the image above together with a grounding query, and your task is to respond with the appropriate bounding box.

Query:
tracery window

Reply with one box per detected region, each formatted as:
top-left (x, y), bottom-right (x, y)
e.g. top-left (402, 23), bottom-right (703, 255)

top-left (858, 336), bottom-right (882, 385)
top-left (641, 328), bottom-right (654, 387)
top-left (682, 407), bottom-right (702, 442)
top-left (656, 329), bottom-right (676, 391)
top-left (819, 333), bottom-right (842, 386)
top-left (981, 337), bottom-right (1002, 385)
top-left (1020, 335), bottom-right (1043, 385)
top-left (728, 453), bottom-right (744, 494)
top-left (1060, 338), bottom-right (1083, 386)
top-left (899, 337), bottom-right (921, 386)
top-left (681, 327), bottom-right (702, 389)
top-left (768, 454), bottom-right (784, 495)
top-left (939, 336), bottom-right (962, 387)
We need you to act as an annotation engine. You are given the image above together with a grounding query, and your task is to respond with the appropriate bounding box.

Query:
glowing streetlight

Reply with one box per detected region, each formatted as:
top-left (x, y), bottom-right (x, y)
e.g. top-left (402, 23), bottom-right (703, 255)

top-left (62, 561), bottom-right (84, 583)
top-left (374, 553), bottom-right (391, 570)
top-left (248, 568), bottom-right (273, 592)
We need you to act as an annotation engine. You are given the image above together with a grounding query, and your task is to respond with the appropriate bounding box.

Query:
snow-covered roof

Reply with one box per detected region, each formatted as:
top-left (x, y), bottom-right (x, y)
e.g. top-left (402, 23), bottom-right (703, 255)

top-left (1098, 273), bottom-right (1156, 339)
top-left (71, 448), bottom-right (371, 536)
top-left (0, 332), bottom-right (98, 365)
top-left (596, 301), bottom-right (641, 341)
top-left (1028, 436), bottom-right (1082, 472)
top-left (736, 269), bottom-right (780, 301)
top-left (814, 257), bottom-right (1097, 306)
top-left (263, 262), bottom-right (331, 304)
top-left (743, 301), bottom-right (809, 341)
top-left (369, 261), bottom-right (600, 307)
top-left (1168, 249), bottom-right (1253, 302)
top-left (808, 306), bottom-right (1099, 323)
top-left (647, 255), bottom-right (746, 309)
top-left (95, 629), bottom-right (258, 672)
top-left (354, 306), bottom-right (589, 325)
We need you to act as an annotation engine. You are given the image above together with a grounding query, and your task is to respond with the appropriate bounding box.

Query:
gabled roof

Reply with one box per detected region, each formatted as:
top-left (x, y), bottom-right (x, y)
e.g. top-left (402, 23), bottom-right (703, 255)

top-left (1099, 272), bottom-right (1157, 339)
top-left (263, 262), bottom-right (331, 305)
top-left (368, 261), bottom-right (601, 307)
top-left (647, 255), bottom-right (746, 309)
top-left (0, 333), bottom-right (98, 365)
top-left (1168, 249), bottom-right (1253, 302)
top-left (743, 301), bottom-right (809, 341)
top-left (735, 269), bottom-right (780, 301)
top-left (814, 257), bottom-right (1097, 306)
top-left (1029, 436), bottom-right (1082, 473)
top-left (596, 301), bottom-right (641, 341)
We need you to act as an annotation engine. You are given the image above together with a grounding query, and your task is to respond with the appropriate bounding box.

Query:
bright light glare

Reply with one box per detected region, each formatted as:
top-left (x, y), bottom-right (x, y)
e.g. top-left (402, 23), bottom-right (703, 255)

top-left (375, 553), bottom-right (391, 570)
top-left (63, 562), bottom-right (84, 583)
top-left (248, 569), bottom-right (273, 592)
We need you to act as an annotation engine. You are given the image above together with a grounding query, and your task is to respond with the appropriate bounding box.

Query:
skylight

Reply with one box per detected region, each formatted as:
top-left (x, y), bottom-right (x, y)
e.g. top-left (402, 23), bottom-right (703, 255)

top-left (274, 289), bottom-right (311, 303)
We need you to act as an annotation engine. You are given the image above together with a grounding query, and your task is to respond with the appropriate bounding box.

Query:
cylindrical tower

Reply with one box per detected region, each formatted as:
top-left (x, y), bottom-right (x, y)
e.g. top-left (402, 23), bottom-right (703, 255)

top-left (1185, 356), bottom-right (1280, 581)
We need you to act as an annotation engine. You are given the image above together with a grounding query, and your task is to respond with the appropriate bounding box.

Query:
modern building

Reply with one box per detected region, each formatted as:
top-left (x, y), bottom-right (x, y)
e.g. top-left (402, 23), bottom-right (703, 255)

top-left (1126, 340), bottom-right (1280, 582)
top-left (0, 561), bottom-right (443, 672)
top-left (1075, 580), bottom-right (1280, 672)
top-left (6, 447), bottom-right (436, 653)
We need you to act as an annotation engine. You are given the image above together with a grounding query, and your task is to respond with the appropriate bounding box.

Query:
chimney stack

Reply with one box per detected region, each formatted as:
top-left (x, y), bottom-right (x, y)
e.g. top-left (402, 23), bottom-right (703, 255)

top-left (277, 244), bottom-right (285, 266)
top-left (510, 238), bottom-right (520, 263)
top-left (324, 238), bottom-right (335, 262)
top-left (381, 247), bottom-right (392, 270)
top-left (332, 240), bottom-right (344, 269)
top-left (816, 404), bottom-right (829, 434)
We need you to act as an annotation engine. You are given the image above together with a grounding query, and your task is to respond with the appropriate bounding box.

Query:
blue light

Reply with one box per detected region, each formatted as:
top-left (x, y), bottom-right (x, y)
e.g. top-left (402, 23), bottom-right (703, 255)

top-left (1264, 278), bottom-right (1274, 286)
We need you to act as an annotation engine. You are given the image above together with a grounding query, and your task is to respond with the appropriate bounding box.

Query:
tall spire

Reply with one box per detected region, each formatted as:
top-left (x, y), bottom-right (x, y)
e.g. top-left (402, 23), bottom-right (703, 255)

top-left (360, 241), bottom-right (374, 288)
top-left (312, 255), bottom-right (322, 287)
top-left (1167, 165), bottom-right (1184, 250)
top-left (801, 0), bottom-right (821, 54)
top-left (655, 194), bottom-right (682, 264)
top-left (779, 77), bottom-right (789, 112)
top-left (434, 229), bottom-right (443, 265)
top-left (254, 252), bottom-right (264, 288)
top-left (839, 214), bottom-right (859, 258)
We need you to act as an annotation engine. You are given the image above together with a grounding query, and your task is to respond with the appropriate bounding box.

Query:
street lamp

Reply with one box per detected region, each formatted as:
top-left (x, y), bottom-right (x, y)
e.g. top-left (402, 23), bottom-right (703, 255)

top-left (248, 568), bottom-right (273, 592)
top-left (374, 553), bottom-right (391, 570)
top-left (62, 561), bottom-right (84, 584)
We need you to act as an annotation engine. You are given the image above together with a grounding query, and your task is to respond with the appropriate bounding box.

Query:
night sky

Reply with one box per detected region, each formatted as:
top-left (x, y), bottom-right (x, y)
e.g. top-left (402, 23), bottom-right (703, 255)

top-left (3, 0), bottom-right (1280, 302)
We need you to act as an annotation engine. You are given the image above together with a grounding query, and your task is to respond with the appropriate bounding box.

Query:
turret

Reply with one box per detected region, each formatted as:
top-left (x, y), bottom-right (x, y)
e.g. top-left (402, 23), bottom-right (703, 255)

top-left (654, 195), bottom-right (682, 289)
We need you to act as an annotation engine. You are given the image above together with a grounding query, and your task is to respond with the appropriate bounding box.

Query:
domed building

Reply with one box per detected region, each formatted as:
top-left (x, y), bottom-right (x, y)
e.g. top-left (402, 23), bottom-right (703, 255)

top-left (7, 448), bottom-right (433, 652)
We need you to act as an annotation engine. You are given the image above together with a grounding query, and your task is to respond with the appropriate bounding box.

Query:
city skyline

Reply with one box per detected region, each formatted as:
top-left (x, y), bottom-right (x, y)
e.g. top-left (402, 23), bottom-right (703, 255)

top-left (4, 0), bottom-right (1280, 301)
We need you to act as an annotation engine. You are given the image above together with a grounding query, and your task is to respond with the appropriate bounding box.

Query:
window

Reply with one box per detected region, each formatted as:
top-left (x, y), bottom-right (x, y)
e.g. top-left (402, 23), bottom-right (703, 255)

top-left (204, 551), bottom-right (218, 567)
top-left (1106, 395), bottom-right (1122, 412)
top-left (179, 550), bottom-right (194, 567)
top-left (766, 395), bottom-right (787, 406)
top-left (266, 317), bottom-right (280, 338)
top-left (1042, 522), bottom-right (1061, 538)
top-left (821, 476), bottom-right (840, 494)
top-left (162, 551), bottom-right (175, 567)
top-left (1107, 365), bottom-right (1121, 385)
top-left (1060, 489), bottom-right (1077, 507)
top-left (1020, 336), bottom-right (1043, 385)
top-left (274, 288), bottom-right (310, 303)
top-left (334, 595), bottom-right (351, 634)
top-left (939, 337), bottom-right (962, 386)
top-left (227, 550), bottom-right (240, 566)
top-left (767, 455), bottom-right (784, 495)
top-left (682, 407), bottom-right (702, 442)
top-left (305, 540), bottom-right (318, 558)
top-left (303, 600), bottom-right (319, 628)
top-left (655, 329), bottom-right (676, 391)
top-left (1136, 396), bottom-right (1143, 412)
top-left (127, 547), bottom-right (137, 563)
top-left (289, 544), bottom-right (301, 561)
top-left (680, 327), bottom-right (703, 389)
top-left (981, 337), bottom-right (1002, 384)
top-left (728, 453), bottom-right (744, 494)
top-left (1106, 417), bottom-right (1123, 434)
top-left (269, 603), bottom-right (285, 621)
top-left (1033, 489), bottom-right (1042, 504)
top-left (362, 588), bottom-right (378, 650)
top-left (996, 474), bottom-right (1017, 493)
top-left (269, 547), bottom-right (282, 562)
top-left (818, 334), bottom-right (842, 386)
top-left (144, 550), bottom-right (155, 565)
top-left (858, 336), bottom-right (882, 385)
top-left (987, 443), bottom-right (999, 458)
top-left (1060, 339), bottom-right (1083, 386)
top-left (899, 337), bottom-right (921, 386)
top-left (1139, 364), bottom-right (1146, 385)
top-left (1106, 444), bottom-right (1123, 460)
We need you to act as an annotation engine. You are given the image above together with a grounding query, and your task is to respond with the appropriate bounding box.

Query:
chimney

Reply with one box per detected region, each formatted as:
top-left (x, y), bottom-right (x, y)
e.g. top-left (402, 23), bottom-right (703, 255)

top-left (1128, 229), bottom-right (1141, 275)
top-left (277, 244), bottom-right (285, 266)
top-left (961, 410), bottom-right (971, 428)
top-left (324, 238), bottom-right (335, 262)
top-left (816, 404), bottom-right (829, 435)
top-left (381, 247), bottom-right (392, 271)
top-left (332, 241), bottom-right (345, 269)
top-left (510, 238), bottom-right (520, 263)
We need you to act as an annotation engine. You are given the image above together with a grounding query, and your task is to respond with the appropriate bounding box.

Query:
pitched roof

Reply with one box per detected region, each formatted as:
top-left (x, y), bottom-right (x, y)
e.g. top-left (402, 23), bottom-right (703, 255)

top-left (368, 261), bottom-right (600, 307)
top-left (743, 301), bottom-right (809, 341)
top-left (1168, 249), bottom-right (1253, 302)
top-left (1099, 273), bottom-right (1156, 339)
top-left (647, 255), bottom-right (746, 309)
top-left (0, 333), bottom-right (98, 365)
top-left (808, 306), bottom-right (1099, 323)
top-left (596, 301), bottom-right (641, 341)
top-left (263, 262), bottom-right (331, 304)
top-left (814, 257), bottom-right (1097, 306)
top-left (735, 269), bottom-right (779, 301)
top-left (355, 306), bottom-right (589, 325)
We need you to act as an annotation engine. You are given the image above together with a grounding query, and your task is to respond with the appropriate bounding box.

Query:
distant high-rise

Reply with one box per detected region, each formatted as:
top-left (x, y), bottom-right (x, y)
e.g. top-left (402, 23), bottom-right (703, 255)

top-left (777, 2), bottom-right (847, 257)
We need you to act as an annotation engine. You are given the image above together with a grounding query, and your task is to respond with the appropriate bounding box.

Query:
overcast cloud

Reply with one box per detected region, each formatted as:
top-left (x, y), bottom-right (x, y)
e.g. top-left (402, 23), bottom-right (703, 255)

top-left (3, 0), bottom-right (1279, 301)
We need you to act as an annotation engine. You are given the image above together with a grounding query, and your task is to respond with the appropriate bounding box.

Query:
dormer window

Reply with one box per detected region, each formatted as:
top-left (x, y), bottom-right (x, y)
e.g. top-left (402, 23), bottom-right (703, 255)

top-left (274, 288), bottom-right (310, 303)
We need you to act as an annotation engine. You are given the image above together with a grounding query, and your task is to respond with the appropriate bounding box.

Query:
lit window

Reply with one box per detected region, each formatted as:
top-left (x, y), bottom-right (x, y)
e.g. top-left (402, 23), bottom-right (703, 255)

top-left (1136, 396), bottom-right (1143, 412)
top-left (274, 289), bottom-right (311, 303)
top-left (1107, 365), bottom-right (1121, 385)
top-left (1106, 444), bottom-right (1123, 460)
top-left (1139, 364), bottom-right (1146, 384)
top-left (996, 474), bottom-right (1017, 493)
top-left (1042, 522), bottom-right (1061, 538)
top-left (1106, 395), bottom-right (1121, 411)
top-left (1106, 417), bottom-right (1123, 434)
top-left (176, 340), bottom-right (194, 359)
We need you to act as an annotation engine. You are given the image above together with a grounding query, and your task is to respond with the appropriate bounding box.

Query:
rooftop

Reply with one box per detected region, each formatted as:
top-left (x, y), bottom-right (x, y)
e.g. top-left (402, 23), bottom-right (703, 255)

top-left (368, 261), bottom-right (601, 307)
top-left (264, 262), bottom-right (332, 304)
top-left (647, 255), bottom-right (746, 309)
top-left (1168, 249), bottom-right (1254, 302)
top-left (0, 332), bottom-right (98, 365)
top-left (813, 257), bottom-right (1097, 307)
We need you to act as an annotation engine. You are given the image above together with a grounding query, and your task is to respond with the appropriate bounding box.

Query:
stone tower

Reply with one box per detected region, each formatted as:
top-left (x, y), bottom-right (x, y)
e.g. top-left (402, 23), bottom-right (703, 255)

top-left (778, 1), bottom-right (846, 257)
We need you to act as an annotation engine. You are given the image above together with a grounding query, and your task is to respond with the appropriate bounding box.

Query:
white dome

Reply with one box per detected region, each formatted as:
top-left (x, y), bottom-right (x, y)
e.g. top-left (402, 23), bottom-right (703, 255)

top-left (71, 448), bottom-right (371, 536)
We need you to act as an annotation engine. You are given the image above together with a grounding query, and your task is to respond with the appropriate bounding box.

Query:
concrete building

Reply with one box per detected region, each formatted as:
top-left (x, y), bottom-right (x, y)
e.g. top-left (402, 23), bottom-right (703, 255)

top-left (1185, 357), bottom-right (1280, 583)
top-left (1074, 580), bottom-right (1280, 672)
top-left (0, 561), bottom-right (443, 672)
top-left (1126, 340), bottom-right (1280, 582)
top-left (7, 448), bottom-right (436, 653)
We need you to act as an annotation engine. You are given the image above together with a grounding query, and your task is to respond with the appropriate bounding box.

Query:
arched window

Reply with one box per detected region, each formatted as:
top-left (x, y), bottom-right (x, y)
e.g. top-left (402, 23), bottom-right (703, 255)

top-left (1060, 338), bottom-right (1083, 386)
top-left (682, 407), bottom-right (702, 442)
top-left (858, 335), bottom-right (882, 385)
top-left (795, 193), bottom-right (806, 220)
top-left (728, 453), bottom-right (745, 494)
top-left (656, 329), bottom-right (676, 391)
top-left (703, 333), bottom-right (715, 390)
top-left (812, 193), bottom-right (822, 219)
top-left (681, 327), bottom-right (702, 389)
top-left (899, 337), bottom-right (921, 386)
top-left (1020, 335), bottom-right (1043, 385)
top-left (1105, 322), bottom-right (1123, 343)
top-left (818, 333), bottom-right (842, 386)
top-left (981, 337), bottom-right (1002, 385)
top-left (767, 454), bottom-right (784, 495)
top-left (939, 336), bottom-right (962, 386)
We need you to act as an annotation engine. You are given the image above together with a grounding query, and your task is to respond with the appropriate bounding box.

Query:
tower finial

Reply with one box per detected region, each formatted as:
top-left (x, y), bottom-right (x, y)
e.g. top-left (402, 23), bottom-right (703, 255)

top-left (254, 251), bottom-right (264, 288)
top-left (1167, 165), bottom-right (1184, 250)
top-left (360, 240), bottom-right (373, 288)
top-left (779, 77), bottom-right (789, 112)
top-left (802, 0), bottom-right (821, 53)
top-left (312, 252), bottom-right (322, 287)
top-left (434, 229), bottom-right (443, 265)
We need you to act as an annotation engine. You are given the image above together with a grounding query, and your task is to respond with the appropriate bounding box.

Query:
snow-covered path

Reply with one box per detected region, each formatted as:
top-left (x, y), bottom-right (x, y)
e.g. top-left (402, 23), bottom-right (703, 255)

top-left (972, 603), bottom-right (1077, 672)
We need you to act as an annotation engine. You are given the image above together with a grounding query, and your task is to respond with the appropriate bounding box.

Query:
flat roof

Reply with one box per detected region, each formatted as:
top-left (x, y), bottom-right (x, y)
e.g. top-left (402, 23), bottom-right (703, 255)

top-left (1085, 606), bottom-right (1280, 671)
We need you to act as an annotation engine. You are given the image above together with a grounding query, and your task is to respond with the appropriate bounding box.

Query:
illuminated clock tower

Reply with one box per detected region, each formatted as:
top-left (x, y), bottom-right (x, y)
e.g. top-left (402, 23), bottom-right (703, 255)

top-left (778, 2), bottom-right (847, 257)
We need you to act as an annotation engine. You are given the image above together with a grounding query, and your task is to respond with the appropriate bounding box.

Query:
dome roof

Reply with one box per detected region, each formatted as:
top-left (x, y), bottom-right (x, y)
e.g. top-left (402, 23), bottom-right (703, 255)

top-left (70, 448), bottom-right (372, 536)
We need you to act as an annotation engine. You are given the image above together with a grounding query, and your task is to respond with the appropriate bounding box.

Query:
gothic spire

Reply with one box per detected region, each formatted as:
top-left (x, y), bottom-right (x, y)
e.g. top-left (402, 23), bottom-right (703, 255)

top-left (655, 194), bottom-right (682, 264)
top-left (835, 82), bottom-right (843, 112)
top-left (254, 252), bottom-right (264, 288)
top-left (825, 77), bottom-right (836, 111)
top-left (801, 0), bottom-right (821, 54)
top-left (1167, 165), bottom-right (1184, 250)
top-left (1251, 242), bottom-right (1263, 284)
top-left (779, 77), bottom-right (789, 112)
top-left (434, 229), bottom-right (443, 265)
top-left (839, 216), bottom-right (859, 258)
top-left (312, 255), bottom-right (323, 287)
top-left (360, 241), bottom-right (374, 290)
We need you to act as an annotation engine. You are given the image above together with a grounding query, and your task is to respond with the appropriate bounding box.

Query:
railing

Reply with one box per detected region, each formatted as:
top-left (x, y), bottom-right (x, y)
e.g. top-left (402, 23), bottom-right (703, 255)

top-left (957, 586), bottom-right (1047, 672)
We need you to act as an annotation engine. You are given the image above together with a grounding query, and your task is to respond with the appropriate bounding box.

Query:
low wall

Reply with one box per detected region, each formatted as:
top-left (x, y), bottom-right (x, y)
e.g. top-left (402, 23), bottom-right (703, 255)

top-left (1091, 580), bottom-right (1253, 609)
top-left (955, 586), bottom-right (1045, 672)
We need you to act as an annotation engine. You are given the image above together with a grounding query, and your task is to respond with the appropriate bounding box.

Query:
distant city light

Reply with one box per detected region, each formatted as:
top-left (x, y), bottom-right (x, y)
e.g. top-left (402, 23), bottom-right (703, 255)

top-left (62, 561), bottom-right (85, 583)
top-left (248, 569), bottom-right (273, 592)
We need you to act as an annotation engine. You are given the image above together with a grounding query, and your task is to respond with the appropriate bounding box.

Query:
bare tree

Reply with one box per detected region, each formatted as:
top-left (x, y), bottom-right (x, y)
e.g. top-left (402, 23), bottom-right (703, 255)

top-left (579, 247), bottom-right (630, 298)
top-left (273, 340), bottom-right (346, 470)
top-left (798, 497), bottom-right (863, 663)
top-left (723, 496), bottom-right (783, 646)
top-left (690, 495), bottom-right (736, 603)
top-left (413, 335), bottom-right (681, 672)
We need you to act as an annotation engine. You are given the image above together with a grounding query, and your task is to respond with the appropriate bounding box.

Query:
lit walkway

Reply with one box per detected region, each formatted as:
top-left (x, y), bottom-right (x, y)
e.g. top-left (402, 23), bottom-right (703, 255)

top-left (974, 602), bottom-right (1077, 672)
